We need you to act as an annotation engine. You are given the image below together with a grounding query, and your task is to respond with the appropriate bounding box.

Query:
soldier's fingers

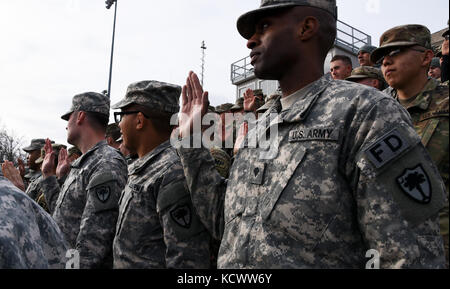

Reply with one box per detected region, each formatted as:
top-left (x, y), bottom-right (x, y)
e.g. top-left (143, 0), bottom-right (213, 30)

top-left (186, 74), bottom-right (193, 104)
top-left (181, 85), bottom-right (189, 108)
top-left (44, 139), bottom-right (53, 154)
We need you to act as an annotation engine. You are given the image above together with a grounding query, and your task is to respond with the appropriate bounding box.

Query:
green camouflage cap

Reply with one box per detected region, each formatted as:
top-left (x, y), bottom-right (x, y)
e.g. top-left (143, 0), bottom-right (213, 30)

top-left (61, 92), bottom-right (110, 121)
top-left (237, 0), bottom-right (338, 39)
top-left (215, 103), bottom-right (234, 114)
top-left (371, 24), bottom-right (432, 64)
top-left (430, 57), bottom-right (441, 68)
top-left (112, 80), bottom-right (181, 114)
top-left (106, 123), bottom-right (121, 141)
top-left (256, 92), bottom-right (281, 113)
top-left (68, 146), bottom-right (82, 157)
top-left (23, 139), bottom-right (47, 152)
top-left (346, 66), bottom-right (385, 83)
top-left (253, 89), bottom-right (264, 96)
top-left (358, 44), bottom-right (377, 54)
top-left (35, 144), bottom-right (67, 164)
top-left (230, 97), bottom-right (245, 112)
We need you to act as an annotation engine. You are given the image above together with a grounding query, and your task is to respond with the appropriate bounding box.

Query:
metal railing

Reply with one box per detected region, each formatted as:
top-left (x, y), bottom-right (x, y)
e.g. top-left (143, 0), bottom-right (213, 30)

top-left (231, 20), bottom-right (371, 84)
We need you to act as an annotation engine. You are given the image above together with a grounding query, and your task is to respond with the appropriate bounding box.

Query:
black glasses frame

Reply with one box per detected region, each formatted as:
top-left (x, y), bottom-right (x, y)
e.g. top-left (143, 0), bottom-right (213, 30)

top-left (114, 111), bottom-right (149, 123)
top-left (376, 46), bottom-right (427, 65)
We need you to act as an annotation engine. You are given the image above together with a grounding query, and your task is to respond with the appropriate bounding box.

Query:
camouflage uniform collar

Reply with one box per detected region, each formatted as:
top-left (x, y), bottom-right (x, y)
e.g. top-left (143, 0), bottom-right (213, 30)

top-left (128, 140), bottom-right (172, 175)
top-left (396, 78), bottom-right (439, 111)
top-left (24, 169), bottom-right (41, 180)
top-left (71, 140), bottom-right (107, 168)
top-left (281, 74), bottom-right (331, 123)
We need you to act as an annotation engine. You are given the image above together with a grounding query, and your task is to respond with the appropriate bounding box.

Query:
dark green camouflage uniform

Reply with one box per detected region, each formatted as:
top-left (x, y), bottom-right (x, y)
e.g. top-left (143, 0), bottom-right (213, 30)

top-left (386, 78), bottom-right (449, 267)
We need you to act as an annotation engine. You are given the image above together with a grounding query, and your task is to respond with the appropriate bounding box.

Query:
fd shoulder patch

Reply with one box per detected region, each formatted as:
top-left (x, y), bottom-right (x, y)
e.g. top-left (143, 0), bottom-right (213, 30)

top-left (365, 128), bottom-right (410, 169)
top-left (170, 205), bottom-right (192, 228)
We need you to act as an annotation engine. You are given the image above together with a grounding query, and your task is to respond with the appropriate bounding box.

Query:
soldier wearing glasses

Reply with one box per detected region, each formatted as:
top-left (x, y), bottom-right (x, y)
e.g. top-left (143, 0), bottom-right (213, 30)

top-left (112, 81), bottom-right (212, 269)
top-left (372, 24), bottom-right (449, 268)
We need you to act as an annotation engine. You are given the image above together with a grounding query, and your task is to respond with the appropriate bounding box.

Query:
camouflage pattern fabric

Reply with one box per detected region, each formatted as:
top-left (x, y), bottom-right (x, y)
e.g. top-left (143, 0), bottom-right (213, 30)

top-left (61, 92), bottom-right (110, 121)
top-left (23, 139), bottom-right (47, 152)
top-left (40, 140), bottom-right (127, 268)
top-left (385, 78), bottom-right (449, 268)
top-left (112, 80), bottom-right (181, 113)
top-left (0, 176), bottom-right (68, 268)
top-left (371, 24), bottom-right (432, 64)
top-left (25, 171), bottom-right (43, 201)
top-left (178, 74), bottom-right (446, 269)
top-left (237, 0), bottom-right (337, 39)
top-left (113, 141), bottom-right (211, 269)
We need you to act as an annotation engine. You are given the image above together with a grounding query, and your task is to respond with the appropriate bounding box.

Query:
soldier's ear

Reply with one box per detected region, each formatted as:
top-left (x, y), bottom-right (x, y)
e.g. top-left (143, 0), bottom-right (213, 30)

top-left (298, 16), bottom-right (319, 41)
top-left (135, 112), bottom-right (145, 130)
top-left (422, 50), bottom-right (434, 68)
top-left (76, 111), bottom-right (86, 125)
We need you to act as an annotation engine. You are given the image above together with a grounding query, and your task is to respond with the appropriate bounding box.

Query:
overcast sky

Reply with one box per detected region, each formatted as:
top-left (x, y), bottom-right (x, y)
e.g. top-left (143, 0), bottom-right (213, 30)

top-left (0, 0), bottom-right (448, 149)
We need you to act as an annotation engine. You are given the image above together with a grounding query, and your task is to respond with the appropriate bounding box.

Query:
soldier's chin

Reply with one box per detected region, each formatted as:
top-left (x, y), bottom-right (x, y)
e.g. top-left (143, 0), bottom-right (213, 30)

top-left (254, 65), bottom-right (280, 81)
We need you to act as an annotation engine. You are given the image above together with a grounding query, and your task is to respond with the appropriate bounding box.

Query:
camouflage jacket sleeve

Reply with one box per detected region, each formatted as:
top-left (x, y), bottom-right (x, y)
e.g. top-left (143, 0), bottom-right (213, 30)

top-left (0, 177), bottom-right (68, 269)
top-left (25, 175), bottom-right (43, 201)
top-left (40, 176), bottom-right (62, 214)
top-left (156, 162), bottom-right (211, 269)
top-left (348, 97), bottom-right (446, 268)
top-left (177, 145), bottom-right (227, 241)
top-left (76, 159), bottom-right (127, 268)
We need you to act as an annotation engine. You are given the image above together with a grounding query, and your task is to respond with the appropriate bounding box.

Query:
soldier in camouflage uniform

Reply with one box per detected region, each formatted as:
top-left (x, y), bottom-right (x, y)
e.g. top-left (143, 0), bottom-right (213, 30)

top-left (32, 144), bottom-right (67, 213)
top-left (0, 175), bottom-right (68, 268)
top-left (346, 66), bottom-right (387, 90)
top-left (40, 92), bottom-right (128, 268)
top-left (106, 123), bottom-right (122, 150)
top-left (357, 44), bottom-right (378, 67)
top-left (428, 57), bottom-right (442, 81)
top-left (372, 24), bottom-right (449, 268)
top-left (176, 0), bottom-right (447, 268)
top-left (112, 81), bottom-right (212, 269)
top-left (22, 139), bottom-right (47, 192)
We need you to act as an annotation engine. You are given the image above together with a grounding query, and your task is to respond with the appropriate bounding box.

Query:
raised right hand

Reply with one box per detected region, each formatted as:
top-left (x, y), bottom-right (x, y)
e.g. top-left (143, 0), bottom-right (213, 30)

top-left (41, 138), bottom-right (56, 178)
top-left (178, 71), bottom-right (209, 139)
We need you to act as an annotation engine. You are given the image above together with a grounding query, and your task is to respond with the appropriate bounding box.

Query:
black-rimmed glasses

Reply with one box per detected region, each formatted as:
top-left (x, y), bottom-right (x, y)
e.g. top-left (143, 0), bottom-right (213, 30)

top-left (376, 46), bottom-right (427, 65)
top-left (114, 111), bottom-right (149, 123)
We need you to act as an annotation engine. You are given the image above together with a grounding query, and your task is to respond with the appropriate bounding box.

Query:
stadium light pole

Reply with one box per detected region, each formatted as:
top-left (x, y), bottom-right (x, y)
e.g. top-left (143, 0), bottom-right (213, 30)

top-left (105, 0), bottom-right (117, 98)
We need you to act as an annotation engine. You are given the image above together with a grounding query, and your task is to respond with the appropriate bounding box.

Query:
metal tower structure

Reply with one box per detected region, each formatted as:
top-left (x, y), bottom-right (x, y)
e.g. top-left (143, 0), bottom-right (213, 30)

top-left (200, 41), bottom-right (207, 87)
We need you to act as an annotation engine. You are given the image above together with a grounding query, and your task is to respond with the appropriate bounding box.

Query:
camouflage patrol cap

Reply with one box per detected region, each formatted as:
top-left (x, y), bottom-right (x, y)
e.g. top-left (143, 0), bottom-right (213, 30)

top-left (35, 144), bottom-right (67, 164)
top-left (253, 89), bottom-right (264, 96)
top-left (106, 123), bottom-right (121, 141)
top-left (358, 44), bottom-right (377, 54)
top-left (61, 92), bottom-right (110, 121)
top-left (256, 92), bottom-right (281, 113)
top-left (371, 24), bottom-right (432, 64)
top-left (23, 139), bottom-right (47, 152)
top-left (430, 57), bottom-right (441, 69)
top-left (237, 0), bottom-right (338, 39)
top-left (215, 103), bottom-right (234, 114)
top-left (230, 97), bottom-right (245, 112)
top-left (346, 66), bottom-right (385, 83)
top-left (68, 146), bottom-right (82, 157)
top-left (112, 80), bottom-right (181, 114)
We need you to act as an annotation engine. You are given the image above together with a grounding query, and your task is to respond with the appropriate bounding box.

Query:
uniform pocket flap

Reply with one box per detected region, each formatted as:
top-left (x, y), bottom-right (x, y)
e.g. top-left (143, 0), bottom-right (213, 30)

top-left (261, 146), bottom-right (307, 220)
